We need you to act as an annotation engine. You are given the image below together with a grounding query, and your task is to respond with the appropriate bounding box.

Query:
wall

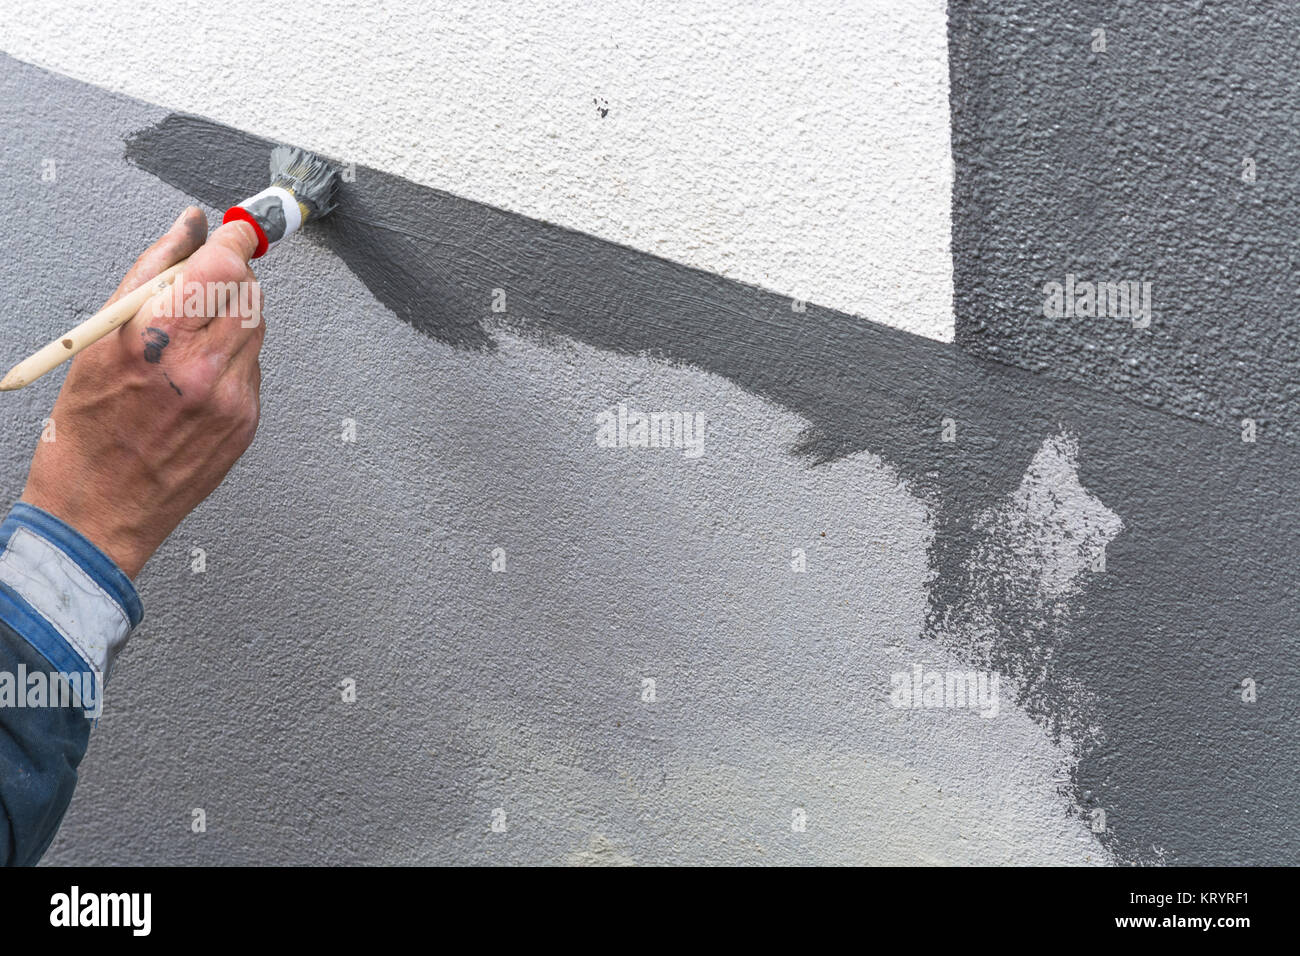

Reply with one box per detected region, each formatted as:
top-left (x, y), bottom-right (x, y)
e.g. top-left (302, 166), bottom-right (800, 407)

top-left (0, 0), bottom-right (1293, 866)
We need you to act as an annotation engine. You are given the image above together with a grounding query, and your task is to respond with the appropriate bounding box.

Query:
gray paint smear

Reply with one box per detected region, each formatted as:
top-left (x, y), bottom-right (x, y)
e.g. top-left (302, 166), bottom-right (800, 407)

top-left (935, 431), bottom-right (1124, 756)
top-left (0, 51), bottom-right (1294, 863)
top-left (948, 0), bottom-right (1300, 445)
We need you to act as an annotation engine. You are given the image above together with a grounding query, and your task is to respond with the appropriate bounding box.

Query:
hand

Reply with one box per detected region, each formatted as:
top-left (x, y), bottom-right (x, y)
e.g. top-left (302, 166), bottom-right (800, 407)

top-left (21, 207), bottom-right (265, 578)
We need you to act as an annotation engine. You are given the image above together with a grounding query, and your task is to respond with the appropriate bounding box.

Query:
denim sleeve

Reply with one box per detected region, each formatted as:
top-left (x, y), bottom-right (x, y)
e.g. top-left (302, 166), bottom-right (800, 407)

top-left (0, 503), bottom-right (143, 866)
top-left (0, 619), bottom-right (91, 866)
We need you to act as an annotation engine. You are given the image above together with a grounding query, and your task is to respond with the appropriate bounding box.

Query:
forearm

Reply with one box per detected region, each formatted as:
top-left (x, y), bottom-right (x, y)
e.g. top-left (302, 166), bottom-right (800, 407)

top-left (0, 502), bottom-right (142, 865)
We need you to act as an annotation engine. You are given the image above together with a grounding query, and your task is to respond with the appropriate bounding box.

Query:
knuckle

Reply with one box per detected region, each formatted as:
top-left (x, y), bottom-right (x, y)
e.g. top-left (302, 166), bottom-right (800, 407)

top-left (177, 373), bottom-right (216, 410)
top-left (173, 361), bottom-right (222, 408)
top-left (135, 314), bottom-right (178, 345)
top-left (231, 391), bottom-right (260, 449)
top-left (215, 376), bottom-right (247, 418)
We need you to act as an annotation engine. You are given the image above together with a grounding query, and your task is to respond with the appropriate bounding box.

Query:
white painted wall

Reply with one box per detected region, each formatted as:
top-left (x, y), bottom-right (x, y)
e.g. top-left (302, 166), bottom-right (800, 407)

top-left (0, 0), bottom-right (955, 341)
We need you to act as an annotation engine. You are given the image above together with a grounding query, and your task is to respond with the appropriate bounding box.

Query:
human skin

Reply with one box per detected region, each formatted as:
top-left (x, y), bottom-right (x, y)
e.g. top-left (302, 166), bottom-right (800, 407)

top-left (20, 207), bottom-right (265, 578)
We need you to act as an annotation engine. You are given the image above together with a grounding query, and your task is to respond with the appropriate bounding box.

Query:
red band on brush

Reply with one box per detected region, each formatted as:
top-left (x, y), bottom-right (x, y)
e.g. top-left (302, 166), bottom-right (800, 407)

top-left (222, 206), bottom-right (270, 259)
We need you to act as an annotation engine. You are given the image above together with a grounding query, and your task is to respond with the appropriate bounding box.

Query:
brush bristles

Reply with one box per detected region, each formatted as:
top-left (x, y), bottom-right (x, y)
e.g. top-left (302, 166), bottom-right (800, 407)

top-left (269, 146), bottom-right (342, 220)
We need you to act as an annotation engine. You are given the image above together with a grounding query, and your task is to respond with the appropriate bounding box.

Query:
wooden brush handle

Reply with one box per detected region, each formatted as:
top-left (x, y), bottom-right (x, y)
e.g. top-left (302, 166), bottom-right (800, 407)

top-left (0, 260), bottom-right (189, 391)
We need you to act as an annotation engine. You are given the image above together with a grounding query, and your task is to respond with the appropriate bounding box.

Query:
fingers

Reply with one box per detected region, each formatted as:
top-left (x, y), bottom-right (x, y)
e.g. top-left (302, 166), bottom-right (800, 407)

top-left (193, 221), bottom-right (264, 355)
top-left (107, 207), bottom-right (209, 305)
top-left (208, 218), bottom-right (261, 262)
top-left (139, 221), bottom-right (262, 349)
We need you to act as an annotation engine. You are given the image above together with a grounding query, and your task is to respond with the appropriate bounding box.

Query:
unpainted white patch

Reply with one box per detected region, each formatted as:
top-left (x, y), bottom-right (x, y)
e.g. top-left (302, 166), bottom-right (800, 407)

top-left (991, 432), bottom-right (1124, 600)
top-left (939, 431), bottom-right (1124, 756)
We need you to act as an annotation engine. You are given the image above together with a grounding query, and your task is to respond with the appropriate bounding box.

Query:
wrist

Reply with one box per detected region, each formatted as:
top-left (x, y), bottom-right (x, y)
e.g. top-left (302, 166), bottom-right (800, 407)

top-left (0, 501), bottom-right (145, 696)
top-left (18, 485), bottom-right (153, 580)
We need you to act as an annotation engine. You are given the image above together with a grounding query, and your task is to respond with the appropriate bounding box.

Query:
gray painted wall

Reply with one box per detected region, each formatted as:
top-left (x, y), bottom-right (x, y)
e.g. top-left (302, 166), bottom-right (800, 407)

top-left (947, 0), bottom-right (1300, 864)
top-left (0, 57), bottom-right (1101, 865)
top-left (950, 0), bottom-right (1300, 441)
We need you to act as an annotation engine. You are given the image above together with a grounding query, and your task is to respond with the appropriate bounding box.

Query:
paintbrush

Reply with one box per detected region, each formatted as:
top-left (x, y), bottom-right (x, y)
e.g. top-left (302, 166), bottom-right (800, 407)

top-left (0, 146), bottom-right (342, 392)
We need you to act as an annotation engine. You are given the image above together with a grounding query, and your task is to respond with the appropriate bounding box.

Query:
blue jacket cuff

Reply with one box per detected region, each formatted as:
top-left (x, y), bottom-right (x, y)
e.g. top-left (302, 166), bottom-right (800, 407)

top-left (0, 503), bottom-right (143, 703)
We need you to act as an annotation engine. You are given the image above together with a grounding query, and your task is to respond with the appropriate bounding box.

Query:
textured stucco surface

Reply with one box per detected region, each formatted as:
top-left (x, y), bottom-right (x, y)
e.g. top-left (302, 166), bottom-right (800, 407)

top-left (0, 56), bottom-right (1108, 865)
top-left (0, 0), bottom-right (956, 342)
top-left (950, 0), bottom-right (1300, 442)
